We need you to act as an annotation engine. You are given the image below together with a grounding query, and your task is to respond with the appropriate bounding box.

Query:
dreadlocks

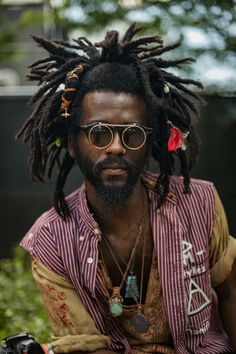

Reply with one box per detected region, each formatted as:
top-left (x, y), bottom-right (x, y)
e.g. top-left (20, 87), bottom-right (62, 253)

top-left (16, 24), bottom-right (203, 218)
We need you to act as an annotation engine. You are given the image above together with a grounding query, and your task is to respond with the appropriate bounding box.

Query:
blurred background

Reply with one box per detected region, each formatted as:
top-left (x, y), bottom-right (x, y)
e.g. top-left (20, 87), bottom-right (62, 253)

top-left (0, 0), bottom-right (236, 340)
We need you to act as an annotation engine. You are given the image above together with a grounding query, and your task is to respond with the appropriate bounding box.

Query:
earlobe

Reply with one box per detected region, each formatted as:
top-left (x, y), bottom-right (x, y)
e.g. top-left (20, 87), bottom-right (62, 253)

top-left (67, 134), bottom-right (75, 159)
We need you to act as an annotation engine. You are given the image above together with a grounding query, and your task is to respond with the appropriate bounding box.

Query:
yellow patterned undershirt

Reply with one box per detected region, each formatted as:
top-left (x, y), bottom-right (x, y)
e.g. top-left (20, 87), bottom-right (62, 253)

top-left (98, 253), bottom-right (175, 354)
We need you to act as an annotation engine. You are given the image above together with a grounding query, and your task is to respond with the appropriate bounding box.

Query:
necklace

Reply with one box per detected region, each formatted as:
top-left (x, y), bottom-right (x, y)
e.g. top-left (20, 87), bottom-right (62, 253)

top-left (131, 219), bottom-right (149, 333)
top-left (99, 192), bottom-right (150, 333)
top-left (108, 217), bottom-right (149, 333)
top-left (100, 191), bottom-right (147, 318)
top-left (102, 233), bottom-right (139, 300)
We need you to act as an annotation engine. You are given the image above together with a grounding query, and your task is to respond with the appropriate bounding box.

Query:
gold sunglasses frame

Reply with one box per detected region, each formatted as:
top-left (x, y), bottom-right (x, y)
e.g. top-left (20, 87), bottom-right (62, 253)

top-left (79, 122), bottom-right (153, 150)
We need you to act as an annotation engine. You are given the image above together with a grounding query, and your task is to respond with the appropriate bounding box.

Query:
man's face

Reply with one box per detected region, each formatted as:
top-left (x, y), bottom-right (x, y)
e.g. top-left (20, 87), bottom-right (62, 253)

top-left (71, 91), bottom-right (149, 208)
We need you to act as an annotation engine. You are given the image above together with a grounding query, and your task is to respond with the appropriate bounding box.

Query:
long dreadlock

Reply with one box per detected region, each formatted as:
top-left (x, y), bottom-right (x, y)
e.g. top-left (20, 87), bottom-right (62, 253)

top-left (16, 24), bottom-right (203, 218)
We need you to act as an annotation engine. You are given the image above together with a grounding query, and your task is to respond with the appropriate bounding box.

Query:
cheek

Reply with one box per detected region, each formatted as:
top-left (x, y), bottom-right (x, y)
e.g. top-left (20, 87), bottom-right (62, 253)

top-left (126, 148), bottom-right (148, 167)
top-left (134, 143), bottom-right (149, 158)
top-left (76, 134), bottom-right (105, 163)
top-left (75, 132), bottom-right (91, 153)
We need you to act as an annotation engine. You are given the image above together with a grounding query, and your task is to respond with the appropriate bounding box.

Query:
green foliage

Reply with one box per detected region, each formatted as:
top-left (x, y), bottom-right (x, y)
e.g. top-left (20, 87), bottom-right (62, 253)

top-left (0, 15), bottom-right (18, 64)
top-left (0, 246), bottom-right (50, 343)
top-left (52, 0), bottom-right (236, 57)
top-left (0, 6), bottom-right (48, 64)
top-left (1, 0), bottom-right (236, 62)
top-left (0, 0), bottom-right (235, 88)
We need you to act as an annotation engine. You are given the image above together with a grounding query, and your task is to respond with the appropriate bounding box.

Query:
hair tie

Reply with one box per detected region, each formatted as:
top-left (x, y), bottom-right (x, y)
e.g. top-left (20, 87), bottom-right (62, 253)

top-left (60, 64), bottom-right (84, 118)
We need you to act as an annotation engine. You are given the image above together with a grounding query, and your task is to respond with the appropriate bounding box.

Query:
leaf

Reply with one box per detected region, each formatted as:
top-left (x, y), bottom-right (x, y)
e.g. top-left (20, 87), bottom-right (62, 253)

top-left (0, 246), bottom-right (50, 342)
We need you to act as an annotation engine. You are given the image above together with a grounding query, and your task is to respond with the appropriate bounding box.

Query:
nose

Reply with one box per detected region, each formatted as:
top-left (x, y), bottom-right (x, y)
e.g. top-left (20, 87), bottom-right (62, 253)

top-left (105, 131), bottom-right (126, 155)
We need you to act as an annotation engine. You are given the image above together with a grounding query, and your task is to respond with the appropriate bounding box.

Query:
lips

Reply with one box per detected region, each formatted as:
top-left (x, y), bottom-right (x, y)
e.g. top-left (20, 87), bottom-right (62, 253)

top-left (102, 167), bottom-right (127, 172)
top-left (101, 165), bottom-right (128, 176)
top-left (102, 165), bottom-right (127, 170)
top-left (95, 157), bottom-right (130, 175)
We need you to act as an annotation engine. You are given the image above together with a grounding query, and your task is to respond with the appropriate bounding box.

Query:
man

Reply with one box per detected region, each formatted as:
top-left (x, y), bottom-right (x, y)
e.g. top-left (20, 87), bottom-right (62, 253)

top-left (17, 25), bottom-right (236, 353)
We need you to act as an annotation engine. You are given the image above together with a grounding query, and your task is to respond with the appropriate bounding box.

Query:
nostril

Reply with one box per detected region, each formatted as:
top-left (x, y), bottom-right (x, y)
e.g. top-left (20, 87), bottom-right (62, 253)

top-left (120, 147), bottom-right (126, 155)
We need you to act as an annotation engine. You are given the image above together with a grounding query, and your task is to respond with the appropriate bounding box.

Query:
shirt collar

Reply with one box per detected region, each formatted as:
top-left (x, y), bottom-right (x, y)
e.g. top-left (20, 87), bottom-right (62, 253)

top-left (76, 184), bottom-right (101, 232)
top-left (76, 171), bottom-right (177, 230)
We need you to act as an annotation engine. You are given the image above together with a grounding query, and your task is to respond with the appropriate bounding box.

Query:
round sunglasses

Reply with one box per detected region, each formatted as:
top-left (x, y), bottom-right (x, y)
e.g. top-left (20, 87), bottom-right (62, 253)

top-left (79, 122), bottom-right (153, 150)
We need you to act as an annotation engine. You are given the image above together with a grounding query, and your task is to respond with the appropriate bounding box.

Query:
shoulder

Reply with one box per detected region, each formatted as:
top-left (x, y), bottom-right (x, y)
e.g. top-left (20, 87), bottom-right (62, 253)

top-left (20, 186), bottom-right (83, 276)
top-left (143, 171), bottom-right (216, 214)
top-left (143, 170), bottom-right (215, 194)
top-left (170, 175), bottom-right (215, 196)
top-left (22, 187), bottom-right (81, 241)
top-left (171, 176), bottom-right (216, 219)
top-left (144, 172), bottom-right (217, 240)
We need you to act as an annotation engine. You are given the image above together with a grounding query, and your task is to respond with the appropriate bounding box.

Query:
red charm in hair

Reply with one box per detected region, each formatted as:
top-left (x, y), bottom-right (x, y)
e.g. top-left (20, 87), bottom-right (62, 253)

top-left (168, 126), bottom-right (181, 151)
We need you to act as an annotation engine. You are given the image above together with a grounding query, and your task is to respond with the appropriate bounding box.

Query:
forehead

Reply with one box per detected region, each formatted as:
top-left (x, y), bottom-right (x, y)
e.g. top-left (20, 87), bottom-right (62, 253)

top-left (80, 91), bottom-right (148, 125)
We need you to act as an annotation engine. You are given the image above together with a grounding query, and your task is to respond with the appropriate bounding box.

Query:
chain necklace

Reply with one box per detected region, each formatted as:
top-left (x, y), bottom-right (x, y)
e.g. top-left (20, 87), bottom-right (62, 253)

top-left (102, 232), bottom-right (139, 300)
top-left (131, 216), bottom-right (149, 333)
top-left (99, 191), bottom-right (149, 332)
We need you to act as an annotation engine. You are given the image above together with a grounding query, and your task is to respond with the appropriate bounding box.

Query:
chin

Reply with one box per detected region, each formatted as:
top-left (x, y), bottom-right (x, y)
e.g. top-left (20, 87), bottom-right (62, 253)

top-left (94, 180), bottom-right (135, 208)
top-left (101, 174), bottom-right (128, 186)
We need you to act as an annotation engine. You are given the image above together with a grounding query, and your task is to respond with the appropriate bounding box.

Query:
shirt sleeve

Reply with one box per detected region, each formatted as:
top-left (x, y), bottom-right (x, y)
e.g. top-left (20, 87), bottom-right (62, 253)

top-left (209, 191), bottom-right (236, 288)
top-left (31, 257), bottom-right (110, 353)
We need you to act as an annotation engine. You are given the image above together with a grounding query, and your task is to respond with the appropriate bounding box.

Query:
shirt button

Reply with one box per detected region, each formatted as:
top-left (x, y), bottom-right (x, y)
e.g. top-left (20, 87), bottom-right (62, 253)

top-left (87, 257), bottom-right (94, 264)
top-left (79, 235), bottom-right (85, 241)
top-left (94, 228), bottom-right (100, 235)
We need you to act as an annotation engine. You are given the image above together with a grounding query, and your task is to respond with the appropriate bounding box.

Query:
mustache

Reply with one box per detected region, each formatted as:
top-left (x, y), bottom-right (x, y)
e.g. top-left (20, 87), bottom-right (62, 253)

top-left (94, 156), bottom-right (133, 173)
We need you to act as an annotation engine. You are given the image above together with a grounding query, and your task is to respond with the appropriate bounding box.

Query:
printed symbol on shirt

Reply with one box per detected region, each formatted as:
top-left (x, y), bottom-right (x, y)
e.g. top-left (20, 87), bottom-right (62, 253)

top-left (196, 249), bottom-right (204, 256)
top-left (182, 241), bottom-right (195, 266)
top-left (186, 320), bottom-right (210, 335)
top-left (182, 240), bottom-right (204, 267)
top-left (187, 279), bottom-right (211, 316)
top-left (184, 264), bottom-right (206, 279)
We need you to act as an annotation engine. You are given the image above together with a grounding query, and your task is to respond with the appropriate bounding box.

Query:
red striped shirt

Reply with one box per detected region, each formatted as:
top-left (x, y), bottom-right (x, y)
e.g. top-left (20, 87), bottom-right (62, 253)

top-left (20, 172), bottom-right (233, 354)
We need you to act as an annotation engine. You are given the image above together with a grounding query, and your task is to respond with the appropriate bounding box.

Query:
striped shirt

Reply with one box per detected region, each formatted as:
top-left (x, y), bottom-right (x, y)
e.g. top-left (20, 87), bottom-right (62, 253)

top-left (21, 172), bottom-right (234, 354)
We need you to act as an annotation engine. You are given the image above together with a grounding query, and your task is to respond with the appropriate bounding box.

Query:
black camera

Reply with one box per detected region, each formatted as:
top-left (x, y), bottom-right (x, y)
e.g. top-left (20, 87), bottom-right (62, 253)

top-left (0, 333), bottom-right (45, 354)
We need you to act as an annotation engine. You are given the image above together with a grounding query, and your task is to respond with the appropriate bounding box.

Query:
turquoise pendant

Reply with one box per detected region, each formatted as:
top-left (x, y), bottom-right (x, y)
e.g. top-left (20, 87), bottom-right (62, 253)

top-left (109, 287), bottom-right (123, 316)
top-left (109, 297), bottom-right (123, 316)
top-left (125, 275), bottom-right (139, 299)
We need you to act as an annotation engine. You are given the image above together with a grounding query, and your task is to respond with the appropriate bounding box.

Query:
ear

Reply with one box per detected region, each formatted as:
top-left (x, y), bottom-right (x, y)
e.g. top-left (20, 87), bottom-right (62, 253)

top-left (67, 134), bottom-right (76, 159)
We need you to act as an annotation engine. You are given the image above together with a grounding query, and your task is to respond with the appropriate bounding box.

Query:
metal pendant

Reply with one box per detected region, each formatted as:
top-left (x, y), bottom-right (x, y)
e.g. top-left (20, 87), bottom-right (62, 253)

top-left (131, 313), bottom-right (149, 333)
top-left (109, 287), bottom-right (123, 317)
top-left (125, 275), bottom-right (139, 299)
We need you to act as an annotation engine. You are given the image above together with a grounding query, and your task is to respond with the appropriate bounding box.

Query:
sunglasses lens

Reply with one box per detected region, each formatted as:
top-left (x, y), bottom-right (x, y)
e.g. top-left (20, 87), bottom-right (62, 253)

top-left (89, 125), bottom-right (112, 148)
top-left (123, 126), bottom-right (146, 149)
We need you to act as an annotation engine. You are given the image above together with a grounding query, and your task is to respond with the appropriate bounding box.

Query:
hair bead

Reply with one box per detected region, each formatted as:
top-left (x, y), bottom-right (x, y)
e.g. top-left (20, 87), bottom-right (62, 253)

top-left (60, 64), bottom-right (84, 118)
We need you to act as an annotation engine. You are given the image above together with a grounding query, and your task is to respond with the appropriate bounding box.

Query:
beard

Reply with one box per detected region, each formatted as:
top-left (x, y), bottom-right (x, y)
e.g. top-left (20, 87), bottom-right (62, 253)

top-left (75, 152), bottom-right (146, 211)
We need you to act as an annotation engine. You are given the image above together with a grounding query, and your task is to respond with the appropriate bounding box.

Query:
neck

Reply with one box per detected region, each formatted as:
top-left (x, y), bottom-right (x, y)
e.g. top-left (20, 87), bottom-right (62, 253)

top-left (85, 178), bottom-right (145, 233)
